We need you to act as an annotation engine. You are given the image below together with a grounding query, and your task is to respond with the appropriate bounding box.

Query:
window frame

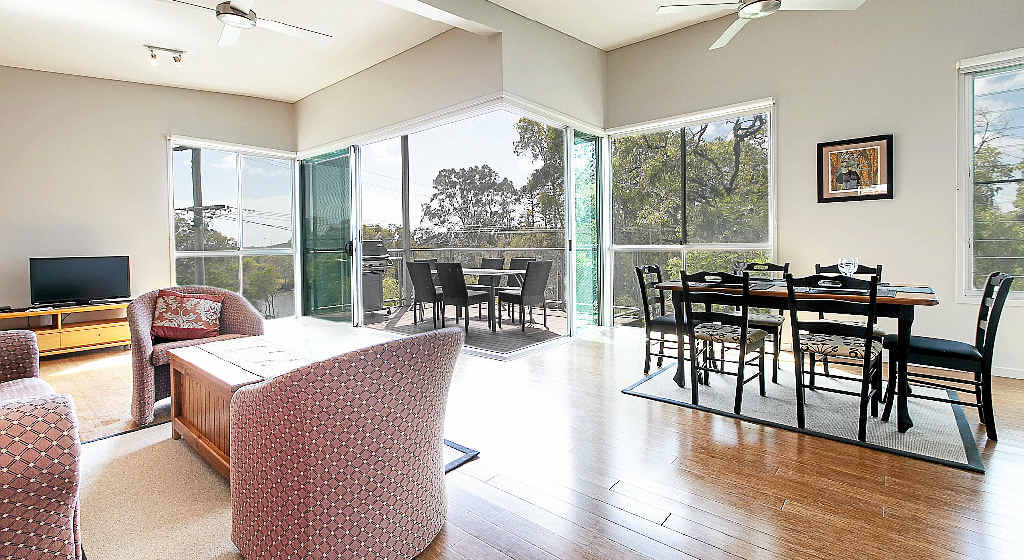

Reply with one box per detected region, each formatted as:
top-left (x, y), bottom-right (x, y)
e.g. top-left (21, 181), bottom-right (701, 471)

top-left (956, 49), bottom-right (1024, 303)
top-left (604, 98), bottom-right (778, 321)
top-left (166, 137), bottom-right (299, 316)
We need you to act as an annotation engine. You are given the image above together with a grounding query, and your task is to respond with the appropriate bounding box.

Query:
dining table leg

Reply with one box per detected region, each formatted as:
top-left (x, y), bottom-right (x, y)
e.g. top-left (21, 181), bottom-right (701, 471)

top-left (671, 291), bottom-right (686, 388)
top-left (896, 305), bottom-right (915, 433)
top-left (488, 287), bottom-right (496, 333)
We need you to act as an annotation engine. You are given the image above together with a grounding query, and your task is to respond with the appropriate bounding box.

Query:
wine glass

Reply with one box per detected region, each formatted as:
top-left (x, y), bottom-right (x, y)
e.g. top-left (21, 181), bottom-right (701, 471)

top-left (837, 256), bottom-right (859, 277)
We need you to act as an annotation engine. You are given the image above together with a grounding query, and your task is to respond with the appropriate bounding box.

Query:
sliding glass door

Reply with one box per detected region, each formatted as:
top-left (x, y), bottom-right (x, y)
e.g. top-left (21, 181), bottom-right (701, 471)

top-left (300, 149), bottom-right (354, 322)
top-left (572, 131), bottom-right (601, 327)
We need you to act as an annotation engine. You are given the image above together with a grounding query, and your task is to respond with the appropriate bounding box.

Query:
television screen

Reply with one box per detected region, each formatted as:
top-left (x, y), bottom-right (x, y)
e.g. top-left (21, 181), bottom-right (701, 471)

top-left (30, 256), bottom-right (131, 305)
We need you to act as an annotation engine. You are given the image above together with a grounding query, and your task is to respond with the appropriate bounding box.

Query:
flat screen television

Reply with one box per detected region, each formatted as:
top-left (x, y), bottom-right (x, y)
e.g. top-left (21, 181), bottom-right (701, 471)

top-left (29, 256), bottom-right (131, 305)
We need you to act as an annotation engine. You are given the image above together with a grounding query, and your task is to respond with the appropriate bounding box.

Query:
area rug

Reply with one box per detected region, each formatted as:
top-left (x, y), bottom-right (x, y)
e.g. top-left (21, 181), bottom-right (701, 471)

top-left (80, 423), bottom-right (479, 559)
top-left (623, 362), bottom-right (984, 472)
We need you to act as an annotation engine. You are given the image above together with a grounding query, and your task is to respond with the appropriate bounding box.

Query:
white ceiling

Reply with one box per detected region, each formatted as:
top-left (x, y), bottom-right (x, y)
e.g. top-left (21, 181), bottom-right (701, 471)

top-left (0, 0), bottom-right (451, 102)
top-left (486, 0), bottom-right (735, 51)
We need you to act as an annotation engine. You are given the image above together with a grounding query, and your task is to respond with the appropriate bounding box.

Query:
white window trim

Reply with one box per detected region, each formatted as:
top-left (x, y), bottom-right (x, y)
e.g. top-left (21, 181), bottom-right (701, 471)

top-left (955, 49), bottom-right (1024, 305)
top-left (166, 137), bottom-right (299, 316)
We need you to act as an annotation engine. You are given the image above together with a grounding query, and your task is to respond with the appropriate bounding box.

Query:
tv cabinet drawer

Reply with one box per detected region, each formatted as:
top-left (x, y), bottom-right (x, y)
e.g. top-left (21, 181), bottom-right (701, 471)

top-left (36, 331), bottom-right (61, 351)
top-left (62, 323), bottom-right (130, 348)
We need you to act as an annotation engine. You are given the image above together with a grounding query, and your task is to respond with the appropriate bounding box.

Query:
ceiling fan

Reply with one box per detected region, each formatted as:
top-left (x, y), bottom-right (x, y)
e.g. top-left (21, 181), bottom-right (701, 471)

top-left (657, 0), bottom-right (866, 50)
top-left (158, 0), bottom-right (333, 46)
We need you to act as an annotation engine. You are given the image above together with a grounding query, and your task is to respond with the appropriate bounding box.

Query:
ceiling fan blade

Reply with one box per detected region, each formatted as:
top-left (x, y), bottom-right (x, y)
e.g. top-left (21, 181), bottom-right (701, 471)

top-left (779, 0), bottom-right (866, 10)
top-left (709, 17), bottom-right (749, 50)
top-left (218, 25), bottom-right (241, 46)
top-left (256, 18), bottom-right (333, 41)
top-left (657, 2), bottom-right (741, 14)
top-left (229, 0), bottom-right (255, 12)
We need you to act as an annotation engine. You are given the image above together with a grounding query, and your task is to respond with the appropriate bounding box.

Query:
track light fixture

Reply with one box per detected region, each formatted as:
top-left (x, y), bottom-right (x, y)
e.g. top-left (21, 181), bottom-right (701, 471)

top-left (144, 45), bottom-right (186, 67)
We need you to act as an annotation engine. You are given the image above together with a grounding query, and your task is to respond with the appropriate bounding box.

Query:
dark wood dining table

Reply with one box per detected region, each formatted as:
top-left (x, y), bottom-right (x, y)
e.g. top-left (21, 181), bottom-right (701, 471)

top-left (656, 280), bottom-right (939, 433)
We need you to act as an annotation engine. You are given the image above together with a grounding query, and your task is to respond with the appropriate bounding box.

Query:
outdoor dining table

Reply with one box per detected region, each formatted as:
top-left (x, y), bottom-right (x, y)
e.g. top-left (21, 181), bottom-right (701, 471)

top-left (461, 268), bottom-right (527, 332)
top-left (656, 280), bottom-right (939, 433)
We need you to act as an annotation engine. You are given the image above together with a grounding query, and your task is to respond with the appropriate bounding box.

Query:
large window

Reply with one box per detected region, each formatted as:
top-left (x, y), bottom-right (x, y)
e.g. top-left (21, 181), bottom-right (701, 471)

top-left (964, 62), bottom-right (1024, 293)
top-left (609, 108), bottom-right (773, 324)
top-left (171, 145), bottom-right (295, 318)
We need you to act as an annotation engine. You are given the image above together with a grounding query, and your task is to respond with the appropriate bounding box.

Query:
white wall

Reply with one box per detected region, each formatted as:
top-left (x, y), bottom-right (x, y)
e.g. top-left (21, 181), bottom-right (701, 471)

top-left (295, 29), bottom-right (501, 152)
top-left (0, 66), bottom-right (295, 309)
top-left (606, 0), bottom-right (1024, 376)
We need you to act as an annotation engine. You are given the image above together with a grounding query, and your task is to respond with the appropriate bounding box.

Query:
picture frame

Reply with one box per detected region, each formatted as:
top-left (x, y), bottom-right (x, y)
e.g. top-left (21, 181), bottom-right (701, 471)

top-left (817, 134), bottom-right (893, 203)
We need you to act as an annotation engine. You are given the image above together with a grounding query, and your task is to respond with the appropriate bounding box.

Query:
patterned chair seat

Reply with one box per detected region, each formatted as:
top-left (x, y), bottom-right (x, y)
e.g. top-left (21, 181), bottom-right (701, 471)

top-left (799, 333), bottom-right (882, 360)
top-left (693, 323), bottom-right (767, 345)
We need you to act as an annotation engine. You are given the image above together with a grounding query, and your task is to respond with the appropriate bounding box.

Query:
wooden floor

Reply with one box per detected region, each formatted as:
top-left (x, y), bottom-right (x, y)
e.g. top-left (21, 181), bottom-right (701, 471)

top-left (426, 326), bottom-right (1024, 560)
top-left (44, 320), bottom-right (1024, 559)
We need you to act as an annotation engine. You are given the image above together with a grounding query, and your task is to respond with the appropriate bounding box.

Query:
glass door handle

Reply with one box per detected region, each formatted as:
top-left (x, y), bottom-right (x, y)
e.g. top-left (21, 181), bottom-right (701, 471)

top-left (345, 241), bottom-right (354, 256)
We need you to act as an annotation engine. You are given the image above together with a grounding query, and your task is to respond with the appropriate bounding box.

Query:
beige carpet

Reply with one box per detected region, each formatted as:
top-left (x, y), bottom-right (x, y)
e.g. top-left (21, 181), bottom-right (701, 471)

top-left (81, 424), bottom-right (471, 559)
top-left (39, 348), bottom-right (169, 442)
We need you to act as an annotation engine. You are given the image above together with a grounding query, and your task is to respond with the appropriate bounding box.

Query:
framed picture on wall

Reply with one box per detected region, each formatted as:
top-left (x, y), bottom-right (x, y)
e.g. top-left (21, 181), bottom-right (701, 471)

top-left (817, 134), bottom-right (893, 203)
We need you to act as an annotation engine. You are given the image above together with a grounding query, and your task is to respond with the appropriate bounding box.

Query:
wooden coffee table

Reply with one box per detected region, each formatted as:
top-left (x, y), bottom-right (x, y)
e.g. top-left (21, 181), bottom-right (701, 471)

top-left (168, 337), bottom-right (312, 477)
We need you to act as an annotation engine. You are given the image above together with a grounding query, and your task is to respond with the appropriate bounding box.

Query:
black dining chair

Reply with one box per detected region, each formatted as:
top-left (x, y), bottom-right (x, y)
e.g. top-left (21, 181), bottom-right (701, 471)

top-left (635, 265), bottom-right (681, 375)
top-left (811, 263), bottom-right (886, 384)
top-left (678, 271), bottom-right (767, 414)
top-left (498, 260), bottom-right (553, 332)
top-left (467, 257), bottom-right (505, 319)
top-left (881, 272), bottom-right (1014, 440)
top-left (504, 257), bottom-right (536, 323)
top-left (741, 262), bottom-right (790, 383)
top-left (435, 262), bottom-right (490, 337)
top-left (785, 273), bottom-right (884, 442)
top-left (406, 261), bottom-right (443, 329)
top-left (414, 258), bottom-right (441, 286)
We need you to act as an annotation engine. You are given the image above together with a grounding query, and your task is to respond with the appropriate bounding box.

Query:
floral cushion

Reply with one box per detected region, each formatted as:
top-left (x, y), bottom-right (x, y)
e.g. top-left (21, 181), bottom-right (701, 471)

top-left (151, 290), bottom-right (224, 340)
top-left (799, 333), bottom-right (882, 360)
top-left (693, 323), bottom-right (767, 345)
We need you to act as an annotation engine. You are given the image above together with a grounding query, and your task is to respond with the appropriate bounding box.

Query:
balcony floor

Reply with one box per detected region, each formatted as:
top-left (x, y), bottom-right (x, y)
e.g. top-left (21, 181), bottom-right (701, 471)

top-left (362, 303), bottom-right (567, 355)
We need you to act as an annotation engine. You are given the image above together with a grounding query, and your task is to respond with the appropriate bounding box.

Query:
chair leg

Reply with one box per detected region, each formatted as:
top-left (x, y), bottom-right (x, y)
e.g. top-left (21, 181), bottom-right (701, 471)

top-left (432, 301), bottom-right (438, 329)
top-left (858, 366), bottom-right (872, 442)
top-left (758, 345), bottom-right (766, 397)
top-left (644, 336), bottom-right (652, 374)
top-left (690, 339), bottom-right (700, 403)
top-left (440, 304), bottom-right (446, 328)
top-left (871, 360), bottom-right (882, 417)
top-left (520, 303), bottom-right (526, 332)
top-left (464, 304), bottom-right (469, 336)
top-left (657, 337), bottom-right (665, 367)
top-left (796, 352), bottom-right (806, 429)
top-left (543, 302), bottom-right (548, 329)
top-left (734, 342), bottom-right (746, 414)
top-left (881, 358), bottom-right (897, 422)
top-left (771, 330), bottom-right (779, 384)
top-left (809, 354), bottom-right (816, 388)
top-left (497, 299), bottom-right (503, 329)
top-left (478, 302), bottom-right (482, 319)
top-left (981, 369), bottom-right (998, 440)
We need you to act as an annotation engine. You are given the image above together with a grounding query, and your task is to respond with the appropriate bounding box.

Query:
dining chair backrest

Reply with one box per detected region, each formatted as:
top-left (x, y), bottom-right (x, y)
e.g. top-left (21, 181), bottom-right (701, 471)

top-left (407, 261), bottom-right (438, 302)
top-left (521, 260), bottom-right (554, 305)
top-left (976, 272), bottom-right (1015, 365)
top-left (477, 257), bottom-right (505, 288)
top-left (784, 273), bottom-right (879, 349)
top-left (635, 265), bottom-right (666, 321)
top-left (816, 263), bottom-right (883, 279)
top-left (435, 263), bottom-right (470, 301)
top-left (507, 257), bottom-right (535, 288)
top-left (679, 270), bottom-right (751, 333)
top-left (414, 258), bottom-right (440, 284)
top-left (744, 261), bottom-right (790, 280)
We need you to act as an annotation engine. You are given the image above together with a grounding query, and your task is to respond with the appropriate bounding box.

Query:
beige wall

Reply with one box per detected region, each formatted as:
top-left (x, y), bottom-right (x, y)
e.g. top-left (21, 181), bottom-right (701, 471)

top-left (0, 66), bottom-right (295, 309)
top-left (295, 29), bottom-right (502, 152)
top-left (606, 0), bottom-right (1024, 376)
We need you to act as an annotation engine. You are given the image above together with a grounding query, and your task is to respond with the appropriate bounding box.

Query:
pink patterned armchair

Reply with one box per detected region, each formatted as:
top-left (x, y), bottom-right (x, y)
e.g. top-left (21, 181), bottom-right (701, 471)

top-left (229, 328), bottom-right (464, 560)
top-left (0, 330), bottom-right (81, 560)
top-left (129, 286), bottom-right (264, 425)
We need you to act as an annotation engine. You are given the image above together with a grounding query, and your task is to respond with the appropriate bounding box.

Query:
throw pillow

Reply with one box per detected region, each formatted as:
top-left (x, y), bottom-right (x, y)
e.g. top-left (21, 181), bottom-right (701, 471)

top-left (151, 290), bottom-right (224, 340)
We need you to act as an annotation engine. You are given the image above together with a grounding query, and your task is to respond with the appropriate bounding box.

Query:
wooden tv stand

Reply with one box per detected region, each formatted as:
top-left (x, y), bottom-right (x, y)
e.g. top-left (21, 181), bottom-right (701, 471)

top-left (0, 303), bottom-right (131, 357)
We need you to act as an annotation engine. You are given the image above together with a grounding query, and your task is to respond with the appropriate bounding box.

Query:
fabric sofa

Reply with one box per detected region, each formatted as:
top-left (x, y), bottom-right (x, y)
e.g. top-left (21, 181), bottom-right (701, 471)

top-left (128, 286), bottom-right (264, 425)
top-left (229, 328), bottom-right (464, 560)
top-left (0, 330), bottom-right (81, 560)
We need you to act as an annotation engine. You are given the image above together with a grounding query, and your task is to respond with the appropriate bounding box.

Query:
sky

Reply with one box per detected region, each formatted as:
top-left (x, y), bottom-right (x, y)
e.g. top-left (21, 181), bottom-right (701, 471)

top-left (975, 66), bottom-right (1024, 212)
